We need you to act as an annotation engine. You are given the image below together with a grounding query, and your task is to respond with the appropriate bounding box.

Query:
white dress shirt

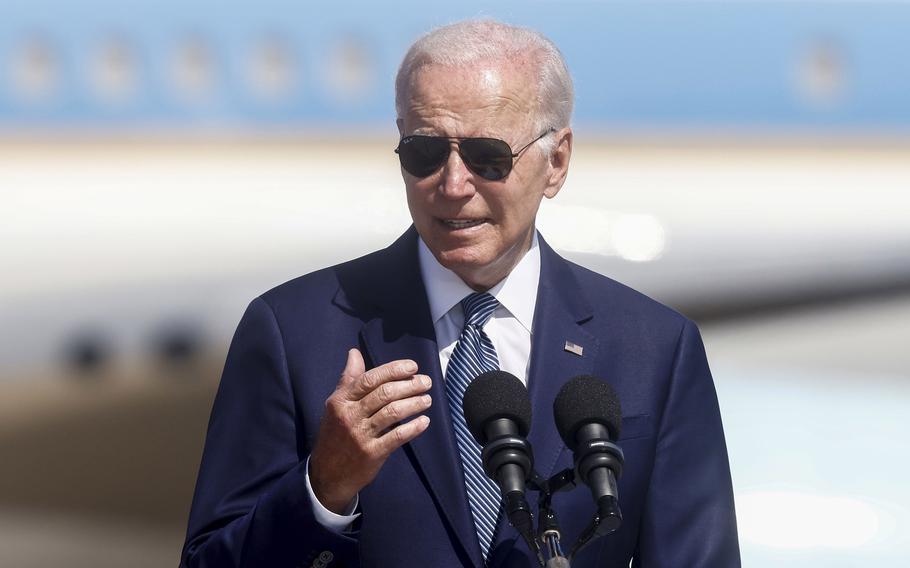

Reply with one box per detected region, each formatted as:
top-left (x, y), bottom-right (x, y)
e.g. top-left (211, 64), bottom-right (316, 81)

top-left (418, 233), bottom-right (540, 386)
top-left (306, 233), bottom-right (542, 531)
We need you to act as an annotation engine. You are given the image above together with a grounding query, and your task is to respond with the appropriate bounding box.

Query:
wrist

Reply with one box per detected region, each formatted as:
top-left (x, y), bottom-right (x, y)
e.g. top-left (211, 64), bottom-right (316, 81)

top-left (309, 457), bottom-right (357, 514)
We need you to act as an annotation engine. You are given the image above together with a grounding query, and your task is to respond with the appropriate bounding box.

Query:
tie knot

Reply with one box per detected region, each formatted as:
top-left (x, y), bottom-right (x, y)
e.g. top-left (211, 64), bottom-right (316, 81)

top-left (461, 292), bottom-right (499, 328)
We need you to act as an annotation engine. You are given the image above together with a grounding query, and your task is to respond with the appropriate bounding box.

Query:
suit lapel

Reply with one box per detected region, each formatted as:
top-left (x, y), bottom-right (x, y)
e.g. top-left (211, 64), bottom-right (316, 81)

top-left (527, 234), bottom-right (597, 479)
top-left (489, 234), bottom-right (597, 567)
top-left (339, 228), bottom-right (483, 566)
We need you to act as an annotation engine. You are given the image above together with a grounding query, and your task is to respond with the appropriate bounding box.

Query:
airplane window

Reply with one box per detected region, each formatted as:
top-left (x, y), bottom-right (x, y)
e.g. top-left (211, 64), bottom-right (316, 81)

top-left (323, 34), bottom-right (374, 103)
top-left (171, 34), bottom-right (216, 103)
top-left (796, 38), bottom-right (848, 109)
top-left (10, 34), bottom-right (60, 103)
top-left (247, 35), bottom-right (296, 102)
top-left (90, 35), bottom-right (139, 104)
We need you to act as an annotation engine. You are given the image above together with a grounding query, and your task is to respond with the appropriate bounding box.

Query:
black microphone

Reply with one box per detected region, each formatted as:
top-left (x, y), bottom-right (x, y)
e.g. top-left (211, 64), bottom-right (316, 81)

top-left (553, 375), bottom-right (624, 534)
top-left (462, 370), bottom-right (537, 549)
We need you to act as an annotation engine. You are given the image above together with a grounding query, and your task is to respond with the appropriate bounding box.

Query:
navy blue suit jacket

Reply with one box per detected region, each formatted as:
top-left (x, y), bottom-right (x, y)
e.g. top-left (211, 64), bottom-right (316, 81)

top-left (182, 227), bottom-right (740, 568)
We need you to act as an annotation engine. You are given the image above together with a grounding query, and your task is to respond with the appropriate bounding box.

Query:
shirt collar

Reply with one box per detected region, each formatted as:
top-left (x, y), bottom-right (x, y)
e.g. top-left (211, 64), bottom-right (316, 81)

top-left (417, 232), bottom-right (540, 333)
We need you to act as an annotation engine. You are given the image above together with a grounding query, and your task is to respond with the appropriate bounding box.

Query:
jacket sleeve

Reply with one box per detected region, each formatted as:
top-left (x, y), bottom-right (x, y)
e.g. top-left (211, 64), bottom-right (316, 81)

top-left (181, 297), bottom-right (360, 568)
top-left (633, 319), bottom-right (741, 567)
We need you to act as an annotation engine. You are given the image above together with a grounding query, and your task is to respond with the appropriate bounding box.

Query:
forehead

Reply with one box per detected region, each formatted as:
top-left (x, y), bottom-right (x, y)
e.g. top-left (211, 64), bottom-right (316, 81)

top-left (402, 61), bottom-right (538, 136)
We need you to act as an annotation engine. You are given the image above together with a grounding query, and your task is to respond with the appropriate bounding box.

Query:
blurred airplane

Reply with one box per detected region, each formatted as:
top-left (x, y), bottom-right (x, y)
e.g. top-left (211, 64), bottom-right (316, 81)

top-left (1, 2), bottom-right (909, 566)
top-left (3, 139), bottom-right (909, 381)
top-left (4, 0), bottom-right (909, 383)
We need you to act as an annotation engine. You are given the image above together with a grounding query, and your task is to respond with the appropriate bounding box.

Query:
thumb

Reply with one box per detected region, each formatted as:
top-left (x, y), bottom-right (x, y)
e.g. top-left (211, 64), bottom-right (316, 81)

top-left (343, 347), bottom-right (366, 379)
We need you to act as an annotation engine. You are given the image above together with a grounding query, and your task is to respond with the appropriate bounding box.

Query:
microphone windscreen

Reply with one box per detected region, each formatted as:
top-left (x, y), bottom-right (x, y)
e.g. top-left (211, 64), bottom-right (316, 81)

top-left (553, 375), bottom-right (622, 447)
top-left (462, 370), bottom-right (532, 443)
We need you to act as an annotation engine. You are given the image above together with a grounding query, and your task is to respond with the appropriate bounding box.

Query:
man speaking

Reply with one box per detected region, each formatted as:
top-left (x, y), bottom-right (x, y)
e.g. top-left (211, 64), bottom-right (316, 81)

top-left (181, 20), bottom-right (740, 568)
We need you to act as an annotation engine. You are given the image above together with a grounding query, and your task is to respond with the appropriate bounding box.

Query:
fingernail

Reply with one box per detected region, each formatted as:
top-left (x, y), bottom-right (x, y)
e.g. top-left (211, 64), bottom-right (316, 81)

top-left (420, 375), bottom-right (431, 388)
top-left (403, 361), bottom-right (418, 373)
top-left (422, 395), bottom-right (432, 405)
top-left (419, 415), bottom-right (430, 427)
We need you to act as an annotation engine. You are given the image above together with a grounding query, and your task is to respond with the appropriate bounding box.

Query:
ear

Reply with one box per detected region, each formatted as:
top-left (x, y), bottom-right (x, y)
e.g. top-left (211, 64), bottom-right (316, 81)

top-left (544, 127), bottom-right (573, 199)
top-left (396, 118), bottom-right (404, 137)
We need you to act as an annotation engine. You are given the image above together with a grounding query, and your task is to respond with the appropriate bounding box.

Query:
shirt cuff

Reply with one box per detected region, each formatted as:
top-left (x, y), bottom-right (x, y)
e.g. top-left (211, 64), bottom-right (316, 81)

top-left (304, 456), bottom-right (360, 532)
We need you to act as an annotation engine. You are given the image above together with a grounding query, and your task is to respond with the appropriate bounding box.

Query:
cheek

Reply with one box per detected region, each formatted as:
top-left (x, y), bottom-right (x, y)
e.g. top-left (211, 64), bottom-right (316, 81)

top-left (497, 191), bottom-right (540, 229)
top-left (405, 183), bottom-right (430, 213)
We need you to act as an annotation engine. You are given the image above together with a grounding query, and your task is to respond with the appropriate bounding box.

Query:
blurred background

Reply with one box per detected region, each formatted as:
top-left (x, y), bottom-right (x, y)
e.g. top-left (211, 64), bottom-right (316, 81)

top-left (2, 1), bottom-right (909, 566)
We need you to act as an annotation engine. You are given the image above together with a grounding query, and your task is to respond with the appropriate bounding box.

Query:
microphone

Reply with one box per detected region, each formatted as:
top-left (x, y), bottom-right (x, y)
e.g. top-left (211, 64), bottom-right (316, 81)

top-left (462, 371), bottom-right (537, 549)
top-left (553, 375), bottom-right (624, 534)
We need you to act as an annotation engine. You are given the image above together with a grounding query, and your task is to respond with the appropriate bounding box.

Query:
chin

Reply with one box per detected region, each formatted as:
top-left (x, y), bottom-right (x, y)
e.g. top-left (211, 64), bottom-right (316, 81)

top-left (436, 247), bottom-right (490, 272)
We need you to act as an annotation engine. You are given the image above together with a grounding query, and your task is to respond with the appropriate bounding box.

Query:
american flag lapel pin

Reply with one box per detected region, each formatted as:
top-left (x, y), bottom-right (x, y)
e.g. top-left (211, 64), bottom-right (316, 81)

top-left (564, 341), bottom-right (584, 357)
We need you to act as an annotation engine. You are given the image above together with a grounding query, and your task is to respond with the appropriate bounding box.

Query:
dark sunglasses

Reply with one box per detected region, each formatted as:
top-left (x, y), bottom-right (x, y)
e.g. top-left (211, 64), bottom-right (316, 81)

top-left (395, 129), bottom-right (554, 181)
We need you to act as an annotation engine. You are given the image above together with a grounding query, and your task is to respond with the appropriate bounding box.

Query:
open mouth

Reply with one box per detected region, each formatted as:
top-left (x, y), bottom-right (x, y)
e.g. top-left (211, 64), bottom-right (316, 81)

top-left (440, 218), bottom-right (487, 230)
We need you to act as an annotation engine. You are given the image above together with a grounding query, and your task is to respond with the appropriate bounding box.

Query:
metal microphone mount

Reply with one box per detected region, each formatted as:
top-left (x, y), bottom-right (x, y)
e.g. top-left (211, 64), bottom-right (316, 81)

top-left (523, 438), bottom-right (624, 568)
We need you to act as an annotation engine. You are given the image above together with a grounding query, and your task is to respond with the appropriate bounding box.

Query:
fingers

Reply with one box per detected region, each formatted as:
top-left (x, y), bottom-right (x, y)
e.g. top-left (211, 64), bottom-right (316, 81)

top-left (369, 392), bottom-right (433, 433)
top-left (311, 351), bottom-right (432, 509)
top-left (359, 373), bottom-right (432, 416)
top-left (345, 358), bottom-right (419, 400)
top-left (375, 415), bottom-right (431, 455)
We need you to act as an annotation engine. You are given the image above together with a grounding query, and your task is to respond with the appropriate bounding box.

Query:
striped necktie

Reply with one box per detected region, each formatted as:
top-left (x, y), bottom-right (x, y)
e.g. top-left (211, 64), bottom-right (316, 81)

top-left (445, 292), bottom-right (502, 560)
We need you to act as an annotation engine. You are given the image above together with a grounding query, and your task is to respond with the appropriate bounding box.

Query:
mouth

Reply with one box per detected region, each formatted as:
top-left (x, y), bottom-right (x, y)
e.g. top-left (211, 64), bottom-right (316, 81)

top-left (439, 218), bottom-right (488, 230)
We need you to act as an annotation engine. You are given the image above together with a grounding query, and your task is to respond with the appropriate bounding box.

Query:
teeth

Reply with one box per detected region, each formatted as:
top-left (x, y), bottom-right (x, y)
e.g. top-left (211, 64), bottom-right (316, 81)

top-left (443, 219), bottom-right (485, 229)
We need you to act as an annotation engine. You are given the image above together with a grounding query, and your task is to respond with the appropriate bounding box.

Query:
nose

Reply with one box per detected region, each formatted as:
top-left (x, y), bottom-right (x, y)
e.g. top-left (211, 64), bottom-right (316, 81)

top-left (438, 143), bottom-right (475, 200)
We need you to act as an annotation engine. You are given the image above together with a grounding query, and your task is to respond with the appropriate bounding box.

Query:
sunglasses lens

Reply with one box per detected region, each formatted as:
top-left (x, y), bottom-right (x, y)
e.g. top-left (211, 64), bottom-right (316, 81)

top-left (397, 136), bottom-right (450, 178)
top-left (459, 138), bottom-right (513, 181)
top-left (396, 135), bottom-right (515, 181)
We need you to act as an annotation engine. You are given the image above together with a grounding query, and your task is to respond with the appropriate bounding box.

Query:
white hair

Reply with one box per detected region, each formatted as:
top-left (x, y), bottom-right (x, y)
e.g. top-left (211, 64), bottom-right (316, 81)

top-left (395, 19), bottom-right (574, 154)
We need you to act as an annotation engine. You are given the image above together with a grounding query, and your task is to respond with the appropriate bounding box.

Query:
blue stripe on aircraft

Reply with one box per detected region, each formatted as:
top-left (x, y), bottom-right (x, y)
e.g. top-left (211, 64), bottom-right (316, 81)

top-left (0, 1), bottom-right (908, 130)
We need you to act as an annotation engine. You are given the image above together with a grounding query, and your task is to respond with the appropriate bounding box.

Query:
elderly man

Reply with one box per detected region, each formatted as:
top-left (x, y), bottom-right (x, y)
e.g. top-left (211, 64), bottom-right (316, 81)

top-left (182, 20), bottom-right (739, 568)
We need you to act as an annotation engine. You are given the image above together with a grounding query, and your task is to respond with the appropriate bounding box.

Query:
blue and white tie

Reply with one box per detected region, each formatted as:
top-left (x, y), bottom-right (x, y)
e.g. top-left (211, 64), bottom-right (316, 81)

top-left (445, 292), bottom-right (502, 559)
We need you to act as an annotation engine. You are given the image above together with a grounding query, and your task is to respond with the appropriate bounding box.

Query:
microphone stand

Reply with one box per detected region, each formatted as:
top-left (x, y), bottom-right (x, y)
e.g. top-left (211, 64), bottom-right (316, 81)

top-left (527, 463), bottom-right (623, 566)
top-left (528, 469), bottom-right (575, 567)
